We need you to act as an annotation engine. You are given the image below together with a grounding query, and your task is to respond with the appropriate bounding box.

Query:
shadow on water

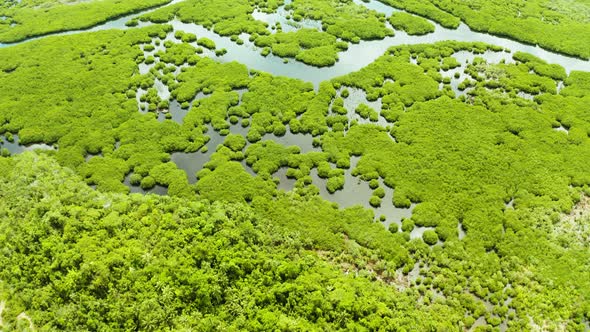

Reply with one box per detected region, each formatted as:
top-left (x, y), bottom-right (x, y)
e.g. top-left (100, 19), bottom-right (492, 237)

top-left (172, 123), bottom-right (318, 183)
top-left (123, 173), bottom-right (168, 195)
top-left (336, 87), bottom-right (389, 127)
top-left (272, 156), bottom-right (414, 224)
top-left (0, 135), bottom-right (55, 154)
top-left (171, 123), bottom-right (248, 183)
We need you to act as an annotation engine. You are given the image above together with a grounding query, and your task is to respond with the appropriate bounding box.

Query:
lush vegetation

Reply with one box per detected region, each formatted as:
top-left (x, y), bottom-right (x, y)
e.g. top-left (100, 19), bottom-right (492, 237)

top-left (0, 153), bottom-right (414, 331)
top-left (139, 0), bottom-right (392, 66)
top-left (388, 12), bottom-right (435, 35)
top-left (0, 0), bottom-right (171, 43)
top-left (1, 0), bottom-right (590, 330)
top-left (3, 0), bottom-right (590, 60)
top-left (254, 28), bottom-right (349, 66)
top-left (379, 0), bottom-right (590, 59)
top-left (139, 0), bottom-right (269, 36)
top-left (379, 0), bottom-right (461, 28)
top-left (2, 147), bottom-right (590, 330)
top-left (288, 0), bottom-right (393, 42)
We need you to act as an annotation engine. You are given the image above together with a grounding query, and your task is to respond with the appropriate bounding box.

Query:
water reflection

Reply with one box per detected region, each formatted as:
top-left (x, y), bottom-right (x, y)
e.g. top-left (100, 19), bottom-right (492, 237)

top-left (262, 131), bottom-right (318, 153)
top-left (3, 0), bottom-right (588, 87)
top-left (271, 156), bottom-right (414, 224)
top-left (0, 134), bottom-right (55, 154)
top-left (123, 173), bottom-right (168, 195)
top-left (273, 167), bottom-right (297, 192)
top-left (172, 123), bottom-right (318, 183)
top-left (159, 100), bottom-right (188, 123)
top-left (2, 0), bottom-right (589, 82)
top-left (251, 1), bottom-right (322, 33)
top-left (335, 87), bottom-right (388, 127)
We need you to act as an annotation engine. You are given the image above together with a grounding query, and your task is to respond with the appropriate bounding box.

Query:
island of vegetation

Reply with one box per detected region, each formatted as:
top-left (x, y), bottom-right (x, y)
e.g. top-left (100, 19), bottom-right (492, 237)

top-left (0, 0), bottom-right (589, 330)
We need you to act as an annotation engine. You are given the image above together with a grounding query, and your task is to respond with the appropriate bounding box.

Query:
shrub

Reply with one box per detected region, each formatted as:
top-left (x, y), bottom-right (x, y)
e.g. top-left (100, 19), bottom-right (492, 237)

top-left (341, 88), bottom-right (350, 98)
top-left (197, 37), bottom-right (216, 50)
top-left (388, 13), bottom-right (435, 36)
top-left (374, 187), bottom-right (386, 198)
top-left (388, 223), bottom-right (398, 233)
top-left (422, 230), bottom-right (439, 245)
top-left (129, 173), bottom-right (142, 185)
top-left (181, 33), bottom-right (197, 43)
top-left (401, 218), bottom-right (414, 232)
top-left (369, 195), bottom-right (381, 207)
top-left (224, 134), bottom-right (247, 152)
top-left (326, 176), bottom-right (345, 193)
top-left (140, 176), bottom-right (156, 189)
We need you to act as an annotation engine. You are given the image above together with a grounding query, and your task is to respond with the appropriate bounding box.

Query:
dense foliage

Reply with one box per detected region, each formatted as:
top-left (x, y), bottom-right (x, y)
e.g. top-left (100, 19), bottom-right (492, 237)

top-left (0, 0), bottom-right (171, 43)
top-left (1, 0), bottom-right (590, 330)
top-left (0, 153), bottom-right (448, 331)
top-left (379, 0), bottom-right (590, 59)
top-left (388, 12), bottom-right (435, 35)
top-left (2, 148), bottom-right (589, 330)
top-left (140, 0), bottom-right (392, 66)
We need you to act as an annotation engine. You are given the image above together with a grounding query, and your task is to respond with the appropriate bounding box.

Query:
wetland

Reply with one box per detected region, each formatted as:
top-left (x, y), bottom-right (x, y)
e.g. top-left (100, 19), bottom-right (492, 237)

top-left (0, 0), bottom-right (589, 330)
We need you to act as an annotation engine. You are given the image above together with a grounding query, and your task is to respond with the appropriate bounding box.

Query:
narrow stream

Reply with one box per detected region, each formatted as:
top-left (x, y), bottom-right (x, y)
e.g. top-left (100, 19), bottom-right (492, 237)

top-left (1, 0), bottom-right (588, 86)
top-left (2, 0), bottom-right (589, 231)
top-left (0, 0), bottom-right (185, 48)
top-left (0, 135), bottom-right (54, 154)
top-left (166, 15), bottom-right (590, 88)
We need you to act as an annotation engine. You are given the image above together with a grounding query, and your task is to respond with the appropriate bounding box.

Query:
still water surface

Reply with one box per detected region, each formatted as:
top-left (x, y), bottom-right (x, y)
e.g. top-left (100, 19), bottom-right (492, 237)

top-left (2, 0), bottom-right (589, 227)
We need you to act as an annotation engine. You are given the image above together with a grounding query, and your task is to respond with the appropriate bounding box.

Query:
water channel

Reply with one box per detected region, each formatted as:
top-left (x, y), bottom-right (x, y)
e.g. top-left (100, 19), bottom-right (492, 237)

top-left (1, 0), bottom-right (588, 80)
top-left (1, 0), bottom-right (589, 229)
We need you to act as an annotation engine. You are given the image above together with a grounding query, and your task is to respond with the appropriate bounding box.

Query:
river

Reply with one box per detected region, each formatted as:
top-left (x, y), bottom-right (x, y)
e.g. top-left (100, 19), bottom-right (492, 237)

top-left (1, 0), bottom-right (589, 228)
top-left (1, 0), bottom-right (589, 83)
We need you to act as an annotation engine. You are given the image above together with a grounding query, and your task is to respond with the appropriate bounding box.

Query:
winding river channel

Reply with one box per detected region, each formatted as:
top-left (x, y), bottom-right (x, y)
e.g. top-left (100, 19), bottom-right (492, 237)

top-left (1, 0), bottom-right (590, 228)
top-left (1, 0), bottom-right (589, 81)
